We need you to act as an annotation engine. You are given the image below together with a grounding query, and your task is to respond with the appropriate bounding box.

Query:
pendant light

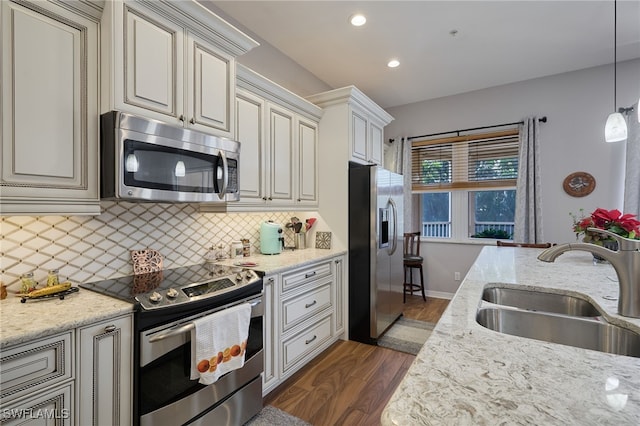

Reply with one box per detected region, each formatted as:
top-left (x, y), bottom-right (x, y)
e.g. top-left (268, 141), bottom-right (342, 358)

top-left (604, 0), bottom-right (628, 142)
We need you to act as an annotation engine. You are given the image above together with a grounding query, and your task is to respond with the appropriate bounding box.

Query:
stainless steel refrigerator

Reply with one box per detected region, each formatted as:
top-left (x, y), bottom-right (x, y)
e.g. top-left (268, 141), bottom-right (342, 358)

top-left (348, 162), bottom-right (404, 344)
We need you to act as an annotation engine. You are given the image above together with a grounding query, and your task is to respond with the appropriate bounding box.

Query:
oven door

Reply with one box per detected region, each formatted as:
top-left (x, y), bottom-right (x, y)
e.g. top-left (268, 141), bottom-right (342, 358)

top-left (137, 296), bottom-right (263, 426)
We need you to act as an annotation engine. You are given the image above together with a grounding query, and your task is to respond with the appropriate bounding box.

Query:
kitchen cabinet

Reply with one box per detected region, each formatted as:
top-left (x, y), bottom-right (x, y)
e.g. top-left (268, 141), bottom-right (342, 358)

top-left (0, 0), bottom-right (101, 215)
top-left (306, 86), bottom-right (394, 251)
top-left (0, 331), bottom-right (74, 425)
top-left (262, 275), bottom-right (279, 395)
top-left (261, 254), bottom-right (345, 396)
top-left (77, 314), bottom-right (133, 426)
top-left (101, 0), bottom-right (258, 139)
top-left (211, 65), bottom-right (322, 212)
top-left (307, 86), bottom-right (392, 167)
top-left (0, 314), bottom-right (133, 425)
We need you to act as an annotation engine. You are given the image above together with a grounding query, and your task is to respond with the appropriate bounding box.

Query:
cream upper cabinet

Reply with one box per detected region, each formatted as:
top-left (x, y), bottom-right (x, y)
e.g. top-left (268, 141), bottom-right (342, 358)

top-left (214, 65), bottom-right (322, 212)
top-left (308, 86), bottom-right (393, 167)
top-left (0, 0), bottom-right (101, 215)
top-left (101, 0), bottom-right (257, 138)
top-left (268, 102), bottom-right (295, 205)
top-left (306, 86), bottom-right (393, 250)
top-left (296, 117), bottom-right (319, 205)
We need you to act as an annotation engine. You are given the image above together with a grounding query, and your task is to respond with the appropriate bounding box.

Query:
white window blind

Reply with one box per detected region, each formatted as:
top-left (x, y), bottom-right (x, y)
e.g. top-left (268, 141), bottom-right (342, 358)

top-left (411, 129), bottom-right (519, 191)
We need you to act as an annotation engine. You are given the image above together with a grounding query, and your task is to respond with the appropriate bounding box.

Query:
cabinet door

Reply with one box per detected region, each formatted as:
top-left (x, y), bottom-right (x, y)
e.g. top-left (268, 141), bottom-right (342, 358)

top-left (296, 117), bottom-right (318, 205)
top-left (187, 32), bottom-right (235, 138)
top-left (0, 0), bottom-right (99, 215)
top-left (236, 90), bottom-right (266, 204)
top-left (350, 108), bottom-right (368, 163)
top-left (262, 276), bottom-right (279, 395)
top-left (122, 4), bottom-right (183, 120)
top-left (369, 120), bottom-right (384, 166)
top-left (77, 315), bottom-right (133, 426)
top-left (333, 256), bottom-right (346, 336)
top-left (267, 103), bottom-right (294, 203)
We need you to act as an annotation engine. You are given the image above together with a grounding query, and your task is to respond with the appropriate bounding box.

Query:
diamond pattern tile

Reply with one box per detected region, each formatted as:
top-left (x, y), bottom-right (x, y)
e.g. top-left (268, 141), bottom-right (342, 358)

top-left (1, 203), bottom-right (311, 291)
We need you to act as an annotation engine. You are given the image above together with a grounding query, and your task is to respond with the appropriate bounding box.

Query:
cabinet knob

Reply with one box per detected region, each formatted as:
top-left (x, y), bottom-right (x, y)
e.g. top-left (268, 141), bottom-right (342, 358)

top-left (262, 197), bottom-right (268, 201)
top-left (104, 325), bottom-right (117, 333)
top-left (190, 118), bottom-right (196, 125)
top-left (178, 115), bottom-right (185, 122)
top-left (268, 197), bottom-right (273, 201)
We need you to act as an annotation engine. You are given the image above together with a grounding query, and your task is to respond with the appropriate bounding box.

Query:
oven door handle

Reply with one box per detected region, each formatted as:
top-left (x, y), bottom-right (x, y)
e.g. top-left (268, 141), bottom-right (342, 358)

top-left (147, 299), bottom-right (262, 343)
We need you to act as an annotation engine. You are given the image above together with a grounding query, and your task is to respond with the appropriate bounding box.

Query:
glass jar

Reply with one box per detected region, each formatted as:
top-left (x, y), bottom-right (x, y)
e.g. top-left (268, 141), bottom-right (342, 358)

top-left (46, 269), bottom-right (60, 287)
top-left (230, 241), bottom-right (243, 258)
top-left (20, 272), bottom-right (36, 294)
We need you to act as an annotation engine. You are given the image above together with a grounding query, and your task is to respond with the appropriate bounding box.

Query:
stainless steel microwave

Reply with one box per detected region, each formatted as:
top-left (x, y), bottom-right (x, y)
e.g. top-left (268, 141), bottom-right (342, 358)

top-left (100, 111), bottom-right (240, 203)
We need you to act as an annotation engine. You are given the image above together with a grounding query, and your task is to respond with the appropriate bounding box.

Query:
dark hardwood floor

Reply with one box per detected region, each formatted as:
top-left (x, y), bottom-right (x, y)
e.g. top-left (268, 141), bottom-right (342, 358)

top-left (264, 295), bottom-right (450, 425)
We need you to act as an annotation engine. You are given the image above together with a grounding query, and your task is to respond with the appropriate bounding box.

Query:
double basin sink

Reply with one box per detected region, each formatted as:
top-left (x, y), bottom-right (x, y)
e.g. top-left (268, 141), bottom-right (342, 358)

top-left (476, 286), bottom-right (640, 358)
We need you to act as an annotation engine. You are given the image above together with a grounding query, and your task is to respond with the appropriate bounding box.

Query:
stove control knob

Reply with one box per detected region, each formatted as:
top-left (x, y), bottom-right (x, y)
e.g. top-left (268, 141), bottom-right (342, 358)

top-left (149, 291), bottom-right (162, 303)
top-left (245, 271), bottom-right (253, 279)
top-left (166, 288), bottom-right (179, 299)
top-left (235, 273), bottom-right (243, 282)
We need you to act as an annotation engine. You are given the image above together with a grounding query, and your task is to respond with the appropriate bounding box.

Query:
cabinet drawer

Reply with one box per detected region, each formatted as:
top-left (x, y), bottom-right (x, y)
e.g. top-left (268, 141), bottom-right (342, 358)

top-left (282, 315), bottom-right (332, 373)
top-left (281, 283), bottom-right (331, 332)
top-left (1, 332), bottom-right (73, 402)
top-left (0, 381), bottom-right (73, 425)
top-left (281, 260), bottom-right (333, 292)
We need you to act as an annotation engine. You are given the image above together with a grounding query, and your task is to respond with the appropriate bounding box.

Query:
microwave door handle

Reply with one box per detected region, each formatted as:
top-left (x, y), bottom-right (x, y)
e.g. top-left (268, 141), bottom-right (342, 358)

top-left (217, 150), bottom-right (229, 200)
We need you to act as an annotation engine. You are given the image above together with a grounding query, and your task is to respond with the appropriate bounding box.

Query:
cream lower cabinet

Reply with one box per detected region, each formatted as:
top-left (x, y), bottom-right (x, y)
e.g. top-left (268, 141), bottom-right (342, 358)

top-left (101, 0), bottom-right (258, 139)
top-left (221, 65), bottom-right (321, 212)
top-left (77, 314), bottom-right (133, 426)
top-left (0, 332), bottom-right (74, 425)
top-left (262, 255), bottom-right (346, 396)
top-left (262, 274), bottom-right (279, 394)
top-left (0, 314), bottom-right (133, 425)
top-left (0, 0), bottom-right (101, 215)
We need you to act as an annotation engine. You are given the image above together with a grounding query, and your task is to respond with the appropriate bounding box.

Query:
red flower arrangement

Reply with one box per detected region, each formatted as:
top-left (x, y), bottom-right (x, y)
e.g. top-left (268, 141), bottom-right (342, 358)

top-left (571, 208), bottom-right (640, 242)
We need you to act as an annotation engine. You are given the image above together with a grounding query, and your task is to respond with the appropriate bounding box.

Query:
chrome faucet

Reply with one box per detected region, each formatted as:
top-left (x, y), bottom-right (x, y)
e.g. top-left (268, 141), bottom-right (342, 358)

top-left (538, 228), bottom-right (640, 318)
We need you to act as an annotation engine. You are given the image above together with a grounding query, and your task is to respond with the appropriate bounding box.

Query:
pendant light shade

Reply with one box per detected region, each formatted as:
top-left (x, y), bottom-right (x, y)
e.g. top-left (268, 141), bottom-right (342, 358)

top-left (605, 111), bottom-right (628, 142)
top-left (604, 0), bottom-right (627, 142)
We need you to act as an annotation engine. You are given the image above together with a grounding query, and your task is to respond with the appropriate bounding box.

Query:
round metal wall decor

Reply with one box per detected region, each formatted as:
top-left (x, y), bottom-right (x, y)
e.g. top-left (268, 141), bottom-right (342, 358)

top-left (563, 171), bottom-right (596, 197)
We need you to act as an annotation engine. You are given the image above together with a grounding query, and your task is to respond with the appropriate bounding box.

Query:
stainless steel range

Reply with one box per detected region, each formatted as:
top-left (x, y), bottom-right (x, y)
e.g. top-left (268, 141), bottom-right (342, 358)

top-left (80, 263), bottom-right (264, 426)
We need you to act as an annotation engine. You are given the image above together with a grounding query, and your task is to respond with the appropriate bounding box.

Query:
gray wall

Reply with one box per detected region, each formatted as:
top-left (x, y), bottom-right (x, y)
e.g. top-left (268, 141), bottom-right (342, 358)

top-left (386, 59), bottom-right (640, 296)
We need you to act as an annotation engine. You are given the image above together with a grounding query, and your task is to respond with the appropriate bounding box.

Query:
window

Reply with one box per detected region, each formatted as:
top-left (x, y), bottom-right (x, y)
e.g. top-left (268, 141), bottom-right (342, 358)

top-left (411, 129), bottom-right (519, 240)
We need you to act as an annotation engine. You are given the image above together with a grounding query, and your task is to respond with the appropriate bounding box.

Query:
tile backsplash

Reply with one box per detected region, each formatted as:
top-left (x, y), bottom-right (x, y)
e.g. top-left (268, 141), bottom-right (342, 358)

top-left (1, 202), bottom-right (313, 291)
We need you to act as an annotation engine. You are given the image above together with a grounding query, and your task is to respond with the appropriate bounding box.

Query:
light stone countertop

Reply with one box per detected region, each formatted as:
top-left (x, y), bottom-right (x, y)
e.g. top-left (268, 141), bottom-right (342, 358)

top-left (382, 246), bottom-right (640, 426)
top-left (213, 247), bottom-right (346, 275)
top-left (0, 247), bottom-right (345, 350)
top-left (0, 287), bottom-right (133, 349)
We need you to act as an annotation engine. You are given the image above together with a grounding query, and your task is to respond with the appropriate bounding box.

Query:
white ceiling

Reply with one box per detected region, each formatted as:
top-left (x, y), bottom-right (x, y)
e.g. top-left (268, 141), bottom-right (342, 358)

top-left (209, 0), bottom-right (640, 109)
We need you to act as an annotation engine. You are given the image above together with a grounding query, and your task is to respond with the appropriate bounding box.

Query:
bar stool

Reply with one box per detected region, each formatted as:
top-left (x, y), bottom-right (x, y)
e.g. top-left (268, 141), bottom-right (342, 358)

top-left (403, 232), bottom-right (425, 302)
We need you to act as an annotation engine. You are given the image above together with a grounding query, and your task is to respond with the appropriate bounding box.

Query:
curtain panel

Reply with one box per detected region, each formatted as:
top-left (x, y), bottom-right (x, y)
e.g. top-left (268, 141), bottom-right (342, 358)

top-left (514, 117), bottom-right (544, 243)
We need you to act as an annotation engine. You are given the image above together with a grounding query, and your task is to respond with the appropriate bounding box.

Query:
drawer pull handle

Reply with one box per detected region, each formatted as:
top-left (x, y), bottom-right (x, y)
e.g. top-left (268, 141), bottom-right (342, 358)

top-left (304, 271), bottom-right (317, 278)
top-left (305, 335), bottom-right (317, 345)
top-left (104, 325), bottom-right (117, 333)
top-left (305, 300), bottom-right (317, 309)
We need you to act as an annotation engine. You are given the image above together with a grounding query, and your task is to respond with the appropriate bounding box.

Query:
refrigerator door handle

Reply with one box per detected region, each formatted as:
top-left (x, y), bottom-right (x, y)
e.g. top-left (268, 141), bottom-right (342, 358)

top-left (388, 198), bottom-right (398, 255)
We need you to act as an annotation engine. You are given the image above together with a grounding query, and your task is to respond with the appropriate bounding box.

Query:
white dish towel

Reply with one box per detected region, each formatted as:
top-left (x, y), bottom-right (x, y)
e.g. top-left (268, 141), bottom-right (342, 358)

top-left (190, 302), bottom-right (252, 385)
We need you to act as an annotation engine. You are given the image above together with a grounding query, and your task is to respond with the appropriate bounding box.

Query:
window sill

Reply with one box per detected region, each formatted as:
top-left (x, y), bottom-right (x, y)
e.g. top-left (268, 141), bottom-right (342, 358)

top-left (421, 238), bottom-right (509, 246)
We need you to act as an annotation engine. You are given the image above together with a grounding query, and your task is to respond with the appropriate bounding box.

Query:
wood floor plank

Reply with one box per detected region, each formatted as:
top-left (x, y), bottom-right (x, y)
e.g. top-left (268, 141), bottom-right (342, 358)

top-left (266, 297), bottom-right (449, 425)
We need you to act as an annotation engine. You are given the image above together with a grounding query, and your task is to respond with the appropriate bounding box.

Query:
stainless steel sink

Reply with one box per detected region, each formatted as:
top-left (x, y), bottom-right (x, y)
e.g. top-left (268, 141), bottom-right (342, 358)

top-left (476, 307), bottom-right (640, 358)
top-left (482, 287), bottom-right (601, 317)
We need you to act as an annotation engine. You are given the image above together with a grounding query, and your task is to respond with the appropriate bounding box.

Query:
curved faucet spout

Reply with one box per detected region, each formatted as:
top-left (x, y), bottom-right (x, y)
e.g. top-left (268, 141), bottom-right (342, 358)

top-left (537, 237), bottom-right (640, 318)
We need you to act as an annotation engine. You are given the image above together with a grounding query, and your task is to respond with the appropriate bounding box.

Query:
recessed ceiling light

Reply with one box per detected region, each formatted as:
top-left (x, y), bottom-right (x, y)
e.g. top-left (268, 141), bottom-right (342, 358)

top-left (350, 14), bottom-right (366, 27)
top-left (387, 59), bottom-right (400, 68)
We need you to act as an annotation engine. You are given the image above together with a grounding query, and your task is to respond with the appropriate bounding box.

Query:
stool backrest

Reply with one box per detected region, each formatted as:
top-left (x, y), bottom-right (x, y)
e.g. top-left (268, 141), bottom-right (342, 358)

top-left (404, 232), bottom-right (421, 256)
top-left (496, 241), bottom-right (554, 248)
